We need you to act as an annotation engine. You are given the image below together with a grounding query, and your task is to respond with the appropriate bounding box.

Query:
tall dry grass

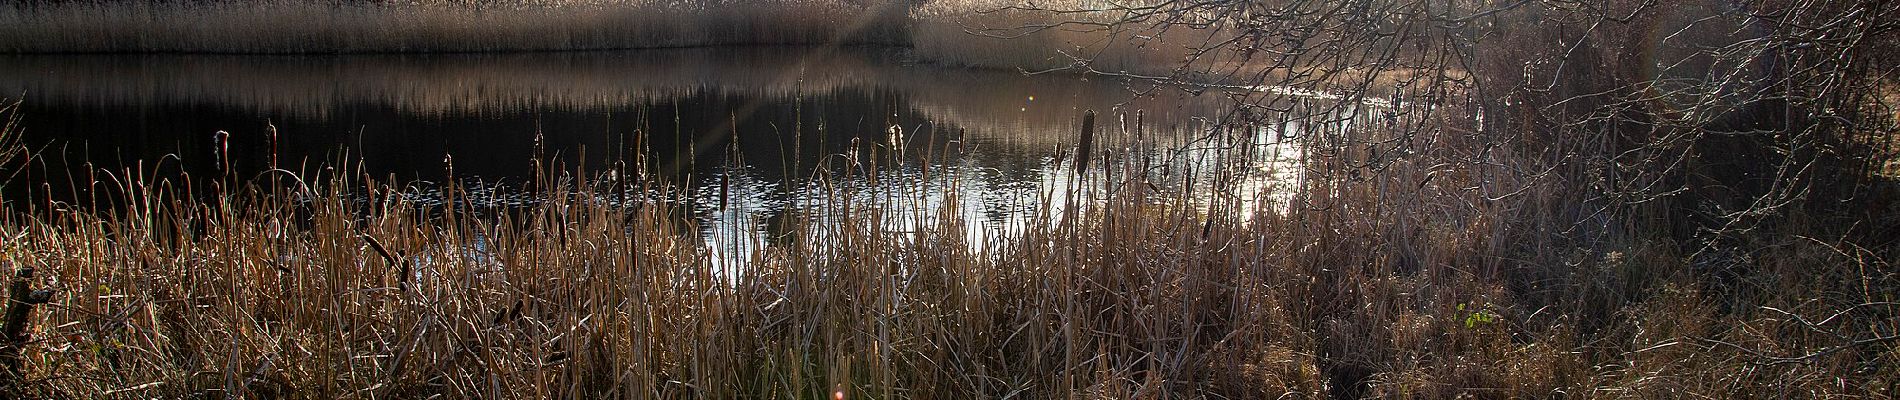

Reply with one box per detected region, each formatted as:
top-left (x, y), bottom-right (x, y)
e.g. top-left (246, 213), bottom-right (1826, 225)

top-left (0, 0), bottom-right (913, 53)
top-left (0, 0), bottom-right (1895, 397)
top-left (0, 99), bottom-right (1892, 398)
top-left (0, 100), bottom-right (19, 190)
top-left (0, 0), bottom-right (1205, 75)
top-left (910, 0), bottom-right (1201, 75)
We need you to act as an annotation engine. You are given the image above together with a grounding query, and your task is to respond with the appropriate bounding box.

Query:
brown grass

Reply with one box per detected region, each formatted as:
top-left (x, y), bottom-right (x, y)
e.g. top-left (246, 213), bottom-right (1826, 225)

top-left (0, 0), bottom-right (913, 53)
top-left (0, 106), bottom-right (1891, 398)
top-left (0, 0), bottom-right (1895, 397)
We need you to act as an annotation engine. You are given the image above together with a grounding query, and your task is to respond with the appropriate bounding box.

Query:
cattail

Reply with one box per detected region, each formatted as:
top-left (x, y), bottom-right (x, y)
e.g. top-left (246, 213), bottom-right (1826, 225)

top-left (213, 130), bottom-right (231, 178)
top-left (267, 121), bottom-right (279, 170)
top-left (1074, 110), bottom-right (1095, 174)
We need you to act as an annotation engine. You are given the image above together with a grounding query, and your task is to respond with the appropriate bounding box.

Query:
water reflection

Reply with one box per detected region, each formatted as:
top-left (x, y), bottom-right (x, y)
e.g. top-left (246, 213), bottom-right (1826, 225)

top-left (0, 46), bottom-right (1336, 267)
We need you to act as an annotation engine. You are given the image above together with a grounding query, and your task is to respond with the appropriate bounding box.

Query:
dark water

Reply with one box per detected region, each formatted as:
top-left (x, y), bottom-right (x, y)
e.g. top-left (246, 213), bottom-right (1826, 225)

top-left (0, 46), bottom-right (1295, 263)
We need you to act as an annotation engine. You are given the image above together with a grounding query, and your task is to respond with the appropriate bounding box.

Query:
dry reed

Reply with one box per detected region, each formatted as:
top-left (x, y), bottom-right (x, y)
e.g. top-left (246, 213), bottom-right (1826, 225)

top-left (0, 0), bottom-right (1895, 397)
top-left (0, 0), bottom-right (913, 53)
top-left (0, 107), bottom-right (1890, 398)
top-left (0, 0), bottom-right (1201, 75)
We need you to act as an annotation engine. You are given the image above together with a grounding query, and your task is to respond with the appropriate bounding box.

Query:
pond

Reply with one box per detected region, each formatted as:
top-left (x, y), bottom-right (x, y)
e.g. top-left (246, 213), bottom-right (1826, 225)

top-left (0, 46), bottom-right (1321, 264)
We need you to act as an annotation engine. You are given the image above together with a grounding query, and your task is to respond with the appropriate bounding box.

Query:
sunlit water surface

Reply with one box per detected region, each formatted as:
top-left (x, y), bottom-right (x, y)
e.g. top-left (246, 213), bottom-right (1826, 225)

top-left (0, 46), bottom-right (1351, 268)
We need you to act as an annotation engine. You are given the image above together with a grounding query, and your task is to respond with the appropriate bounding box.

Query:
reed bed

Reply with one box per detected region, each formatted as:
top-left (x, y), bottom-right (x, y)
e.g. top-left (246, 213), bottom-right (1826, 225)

top-left (0, 0), bottom-right (1197, 74)
top-left (0, 0), bottom-right (913, 53)
top-left (0, 103), bottom-right (1892, 399)
top-left (0, 1), bottom-right (1895, 397)
top-left (910, 0), bottom-right (1199, 75)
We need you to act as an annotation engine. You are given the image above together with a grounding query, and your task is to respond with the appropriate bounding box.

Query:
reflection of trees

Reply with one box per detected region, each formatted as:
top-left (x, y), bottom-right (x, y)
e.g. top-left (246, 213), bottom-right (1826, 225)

top-left (627, 88), bottom-right (959, 185)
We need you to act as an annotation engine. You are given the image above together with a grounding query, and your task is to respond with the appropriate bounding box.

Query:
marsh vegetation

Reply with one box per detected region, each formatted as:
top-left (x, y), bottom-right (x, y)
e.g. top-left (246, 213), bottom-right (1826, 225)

top-left (0, 0), bottom-right (1897, 398)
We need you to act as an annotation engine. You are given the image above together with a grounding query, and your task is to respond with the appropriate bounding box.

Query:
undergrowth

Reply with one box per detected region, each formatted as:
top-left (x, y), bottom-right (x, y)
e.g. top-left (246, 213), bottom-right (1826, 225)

top-left (0, 116), bottom-right (1891, 398)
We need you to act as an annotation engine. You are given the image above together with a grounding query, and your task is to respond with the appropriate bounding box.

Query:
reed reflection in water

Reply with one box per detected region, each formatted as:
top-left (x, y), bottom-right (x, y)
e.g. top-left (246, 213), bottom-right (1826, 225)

top-left (0, 46), bottom-right (1351, 267)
